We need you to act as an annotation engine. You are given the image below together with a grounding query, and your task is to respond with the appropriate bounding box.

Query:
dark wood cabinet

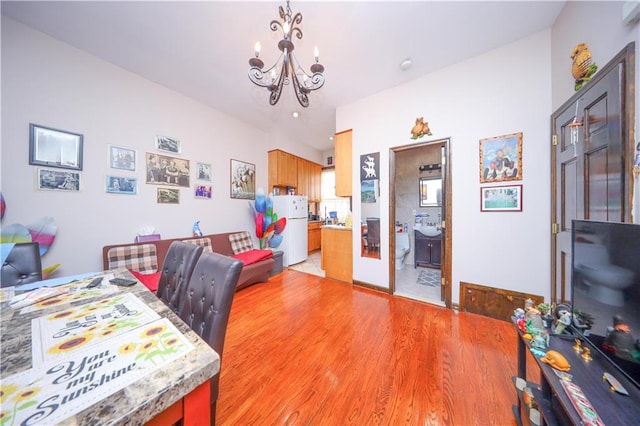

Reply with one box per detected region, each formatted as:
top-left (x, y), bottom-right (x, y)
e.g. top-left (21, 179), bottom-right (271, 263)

top-left (414, 230), bottom-right (441, 268)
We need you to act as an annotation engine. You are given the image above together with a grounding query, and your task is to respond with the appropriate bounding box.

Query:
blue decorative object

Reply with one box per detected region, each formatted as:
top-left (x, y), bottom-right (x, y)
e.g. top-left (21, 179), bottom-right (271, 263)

top-left (193, 221), bottom-right (203, 237)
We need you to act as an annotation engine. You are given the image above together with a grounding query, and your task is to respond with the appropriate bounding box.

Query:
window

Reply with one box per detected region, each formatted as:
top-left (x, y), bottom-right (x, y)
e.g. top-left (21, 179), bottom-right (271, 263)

top-left (319, 168), bottom-right (350, 222)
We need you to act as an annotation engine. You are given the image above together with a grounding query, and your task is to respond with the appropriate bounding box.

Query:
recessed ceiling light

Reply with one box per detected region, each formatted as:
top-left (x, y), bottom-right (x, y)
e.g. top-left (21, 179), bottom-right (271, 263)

top-left (292, 111), bottom-right (300, 118)
top-left (329, 136), bottom-right (334, 141)
top-left (400, 58), bottom-right (413, 71)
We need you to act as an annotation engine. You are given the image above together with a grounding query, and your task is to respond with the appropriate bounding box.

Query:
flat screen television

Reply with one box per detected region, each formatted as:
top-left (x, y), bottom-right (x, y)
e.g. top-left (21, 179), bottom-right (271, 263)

top-left (571, 219), bottom-right (640, 390)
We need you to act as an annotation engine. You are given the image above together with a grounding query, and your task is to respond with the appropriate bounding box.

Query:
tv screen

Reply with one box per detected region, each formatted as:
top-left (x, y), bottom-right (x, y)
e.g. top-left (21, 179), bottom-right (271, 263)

top-left (571, 219), bottom-right (640, 389)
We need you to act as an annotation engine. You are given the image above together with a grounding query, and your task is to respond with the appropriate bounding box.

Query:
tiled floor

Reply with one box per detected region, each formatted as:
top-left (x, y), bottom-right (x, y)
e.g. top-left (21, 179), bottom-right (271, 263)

top-left (288, 251), bottom-right (325, 277)
top-left (288, 252), bottom-right (443, 306)
top-left (395, 264), bottom-right (444, 306)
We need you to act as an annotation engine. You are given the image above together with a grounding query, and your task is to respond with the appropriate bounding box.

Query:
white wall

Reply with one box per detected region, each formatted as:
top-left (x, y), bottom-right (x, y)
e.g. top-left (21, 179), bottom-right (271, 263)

top-left (551, 0), bottom-right (639, 221)
top-left (337, 30), bottom-right (553, 303)
top-left (0, 17), bottom-right (319, 276)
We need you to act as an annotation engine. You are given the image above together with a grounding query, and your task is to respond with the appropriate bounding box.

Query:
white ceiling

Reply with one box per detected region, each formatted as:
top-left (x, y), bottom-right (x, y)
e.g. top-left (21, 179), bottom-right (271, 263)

top-left (1, 1), bottom-right (565, 151)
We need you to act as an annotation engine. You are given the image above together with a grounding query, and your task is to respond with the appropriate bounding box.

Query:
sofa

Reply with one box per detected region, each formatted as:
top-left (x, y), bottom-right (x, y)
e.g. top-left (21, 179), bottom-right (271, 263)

top-left (102, 231), bottom-right (275, 292)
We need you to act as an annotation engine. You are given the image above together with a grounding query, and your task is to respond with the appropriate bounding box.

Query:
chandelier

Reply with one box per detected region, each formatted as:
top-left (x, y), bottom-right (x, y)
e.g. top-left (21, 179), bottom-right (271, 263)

top-left (248, 0), bottom-right (325, 107)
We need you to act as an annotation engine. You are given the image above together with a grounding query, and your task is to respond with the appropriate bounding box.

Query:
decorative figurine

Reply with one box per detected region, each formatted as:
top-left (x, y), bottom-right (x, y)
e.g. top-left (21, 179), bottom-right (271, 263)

top-left (573, 339), bottom-right (582, 353)
top-left (581, 347), bottom-right (592, 361)
top-left (541, 350), bottom-right (571, 372)
top-left (571, 43), bottom-right (598, 91)
top-left (554, 310), bottom-right (572, 335)
top-left (410, 117), bottom-right (432, 139)
top-left (603, 315), bottom-right (640, 362)
top-left (192, 220), bottom-right (203, 237)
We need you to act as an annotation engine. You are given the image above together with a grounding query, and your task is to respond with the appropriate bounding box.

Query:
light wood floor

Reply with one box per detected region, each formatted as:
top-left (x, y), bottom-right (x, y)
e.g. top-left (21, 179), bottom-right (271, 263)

top-left (218, 270), bottom-right (538, 425)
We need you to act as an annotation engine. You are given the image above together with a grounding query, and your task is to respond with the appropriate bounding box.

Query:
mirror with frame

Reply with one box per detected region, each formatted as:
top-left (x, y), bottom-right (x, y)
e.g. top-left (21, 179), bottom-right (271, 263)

top-left (419, 176), bottom-right (442, 207)
top-left (360, 152), bottom-right (381, 259)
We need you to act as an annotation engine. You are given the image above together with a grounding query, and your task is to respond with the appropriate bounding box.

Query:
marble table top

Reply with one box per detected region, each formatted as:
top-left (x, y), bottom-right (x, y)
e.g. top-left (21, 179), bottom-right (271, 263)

top-left (0, 269), bottom-right (219, 425)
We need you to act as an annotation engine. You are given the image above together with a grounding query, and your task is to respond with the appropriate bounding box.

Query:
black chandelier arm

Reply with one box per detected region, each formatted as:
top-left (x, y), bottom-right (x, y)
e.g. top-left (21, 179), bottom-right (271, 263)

top-left (269, 67), bottom-right (287, 106)
top-left (270, 19), bottom-right (283, 33)
top-left (290, 71), bottom-right (310, 108)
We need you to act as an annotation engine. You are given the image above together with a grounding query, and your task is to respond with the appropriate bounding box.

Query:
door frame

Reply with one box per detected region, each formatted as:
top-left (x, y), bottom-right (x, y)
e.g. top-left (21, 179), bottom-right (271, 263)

top-left (389, 137), bottom-right (452, 308)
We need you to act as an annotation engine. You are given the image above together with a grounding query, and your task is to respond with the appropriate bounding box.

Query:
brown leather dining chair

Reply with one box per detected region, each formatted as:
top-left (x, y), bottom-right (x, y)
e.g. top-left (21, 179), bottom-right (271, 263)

top-left (1, 242), bottom-right (42, 287)
top-left (156, 241), bottom-right (203, 313)
top-left (177, 251), bottom-right (243, 426)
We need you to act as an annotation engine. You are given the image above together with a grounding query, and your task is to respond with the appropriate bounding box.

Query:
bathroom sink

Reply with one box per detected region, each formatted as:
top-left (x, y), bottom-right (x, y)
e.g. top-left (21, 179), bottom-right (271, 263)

top-left (414, 225), bottom-right (441, 237)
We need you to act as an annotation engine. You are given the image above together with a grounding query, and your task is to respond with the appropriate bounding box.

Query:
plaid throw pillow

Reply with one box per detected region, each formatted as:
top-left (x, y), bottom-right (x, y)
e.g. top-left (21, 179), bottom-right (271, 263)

top-left (182, 237), bottom-right (213, 253)
top-left (107, 244), bottom-right (158, 273)
top-left (229, 231), bottom-right (254, 254)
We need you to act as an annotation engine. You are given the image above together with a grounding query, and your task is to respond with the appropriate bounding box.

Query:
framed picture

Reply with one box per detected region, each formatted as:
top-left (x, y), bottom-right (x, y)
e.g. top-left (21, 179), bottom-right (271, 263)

top-left (230, 159), bottom-right (255, 199)
top-left (196, 162), bottom-right (212, 181)
top-left (480, 184), bottom-right (522, 212)
top-left (145, 152), bottom-right (190, 187)
top-left (361, 179), bottom-right (376, 203)
top-left (155, 135), bottom-right (181, 154)
top-left (108, 145), bottom-right (136, 171)
top-left (29, 123), bottom-right (83, 171)
top-left (106, 175), bottom-right (137, 195)
top-left (157, 188), bottom-right (180, 204)
top-left (360, 152), bottom-right (379, 181)
top-left (37, 168), bottom-right (81, 192)
top-left (194, 184), bottom-right (212, 199)
top-left (479, 132), bottom-right (522, 183)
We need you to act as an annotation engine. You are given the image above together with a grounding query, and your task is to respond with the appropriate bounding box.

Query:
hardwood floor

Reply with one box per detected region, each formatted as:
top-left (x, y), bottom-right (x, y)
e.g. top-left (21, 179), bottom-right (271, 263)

top-left (218, 270), bottom-right (539, 425)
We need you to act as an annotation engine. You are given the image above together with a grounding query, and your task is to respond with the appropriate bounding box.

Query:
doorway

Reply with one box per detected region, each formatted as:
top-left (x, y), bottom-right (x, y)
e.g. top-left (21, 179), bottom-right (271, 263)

top-left (389, 138), bottom-right (452, 308)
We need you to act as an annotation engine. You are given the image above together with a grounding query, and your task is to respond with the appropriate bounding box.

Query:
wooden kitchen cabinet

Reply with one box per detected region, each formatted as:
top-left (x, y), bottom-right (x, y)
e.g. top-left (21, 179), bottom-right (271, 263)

top-left (308, 221), bottom-right (321, 253)
top-left (335, 129), bottom-right (352, 197)
top-left (297, 159), bottom-right (322, 202)
top-left (268, 149), bottom-right (298, 190)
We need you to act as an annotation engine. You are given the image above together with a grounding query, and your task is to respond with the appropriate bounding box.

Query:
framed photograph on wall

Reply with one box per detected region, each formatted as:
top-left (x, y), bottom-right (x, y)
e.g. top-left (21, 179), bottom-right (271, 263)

top-left (29, 123), bottom-right (83, 171)
top-left (155, 135), bottom-right (181, 154)
top-left (480, 184), bottom-right (522, 212)
top-left (194, 184), bottom-right (212, 199)
top-left (479, 132), bottom-right (522, 183)
top-left (106, 175), bottom-right (137, 195)
top-left (157, 188), bottom-right (180, 204)
top-left (145, 152), bottom-right (190, 187)
top-left (37, 168), bottom-right (81, 192)
top-left (108, 145), bottom-right (136, 171)
top-left (196, 162), bottom-right (212, 181)
top-left (230, 159), bottom-right (255, 199)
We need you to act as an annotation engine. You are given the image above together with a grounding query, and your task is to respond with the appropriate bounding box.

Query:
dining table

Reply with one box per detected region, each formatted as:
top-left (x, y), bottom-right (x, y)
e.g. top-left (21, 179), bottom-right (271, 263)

top-left (0, 268), bottom-right (219, 426)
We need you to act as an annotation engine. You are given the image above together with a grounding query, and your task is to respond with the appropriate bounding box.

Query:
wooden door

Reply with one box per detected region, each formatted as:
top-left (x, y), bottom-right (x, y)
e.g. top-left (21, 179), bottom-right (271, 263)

top-left (551, 43), bottom-right (635, 303)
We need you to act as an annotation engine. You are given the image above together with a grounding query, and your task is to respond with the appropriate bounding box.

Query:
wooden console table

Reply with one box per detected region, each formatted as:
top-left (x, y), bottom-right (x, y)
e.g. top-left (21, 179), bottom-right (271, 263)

top-left (513, 323), bottom-right (640, 425)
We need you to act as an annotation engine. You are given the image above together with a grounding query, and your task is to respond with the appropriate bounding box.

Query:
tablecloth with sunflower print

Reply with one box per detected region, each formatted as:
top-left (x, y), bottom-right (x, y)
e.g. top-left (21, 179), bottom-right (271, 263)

top-left (31, 292), bottom-right (161, 366)
top-left (1, 317), bottom-right (194, 426)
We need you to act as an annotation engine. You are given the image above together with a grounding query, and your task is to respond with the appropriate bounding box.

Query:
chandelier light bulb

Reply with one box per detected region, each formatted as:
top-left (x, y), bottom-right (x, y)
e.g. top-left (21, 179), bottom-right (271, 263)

top-left (283, 21), bottom-right (290, 36)
top-left (254, 42), bottom-right (261, 57)
top-left (314, 46), bottom-right (319, 62)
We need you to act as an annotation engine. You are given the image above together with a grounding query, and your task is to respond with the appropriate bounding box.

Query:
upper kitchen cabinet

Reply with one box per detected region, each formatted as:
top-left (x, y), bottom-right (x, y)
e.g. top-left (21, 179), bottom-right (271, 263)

top-left (268, 149), bottom-right (298, 191)
top-left (298, 159), bottom-right (322, 202)
top-left (335, 129), bottom-right (352, 197)
top-left (268, 150), bottom-right (321, 201)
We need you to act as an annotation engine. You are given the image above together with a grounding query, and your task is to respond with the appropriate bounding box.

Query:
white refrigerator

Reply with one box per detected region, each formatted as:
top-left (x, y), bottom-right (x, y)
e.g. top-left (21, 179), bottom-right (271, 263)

top-left (272, 195), bottom-right (308, 267)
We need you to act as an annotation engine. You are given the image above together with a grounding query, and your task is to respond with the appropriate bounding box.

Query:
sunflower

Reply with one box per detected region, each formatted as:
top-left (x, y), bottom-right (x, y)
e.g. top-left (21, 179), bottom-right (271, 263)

top-left (12, 386), bottom-right (40, 402)
top-left (47, 333), bottom-right (94, 355)
top-left (139, 340), bottom-right (158, 353)
top-left (119, 342), bottom-right (137, 354)
top-left (164, 337), bottom-right (180, 347)
top-left (141, 324), bottom-right (167, 339)
top-left (48, 309), bottom-right (75, 320)
top-left (0, 383), bottom-right (18, 403)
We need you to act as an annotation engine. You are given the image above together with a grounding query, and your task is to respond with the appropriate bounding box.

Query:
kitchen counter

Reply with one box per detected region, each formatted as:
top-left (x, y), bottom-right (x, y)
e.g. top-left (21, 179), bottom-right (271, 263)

top-left (321, 227), bottom-right (352, 283)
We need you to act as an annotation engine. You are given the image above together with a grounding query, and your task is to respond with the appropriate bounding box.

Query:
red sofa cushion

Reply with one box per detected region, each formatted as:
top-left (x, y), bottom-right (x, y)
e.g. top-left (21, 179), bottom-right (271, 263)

top-left (129, 269), bottom-right (161, 292)
top-left (232, 249), bottom-right (273, 266)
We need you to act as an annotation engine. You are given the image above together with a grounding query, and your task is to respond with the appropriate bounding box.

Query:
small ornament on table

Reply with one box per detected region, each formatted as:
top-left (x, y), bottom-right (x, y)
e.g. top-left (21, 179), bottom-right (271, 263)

top-left (573, 338), bottom-right (582, 353)
top-left (581, 347), bottom-right (592, 361)
top-left (192, 220), bottom-right (203, 237)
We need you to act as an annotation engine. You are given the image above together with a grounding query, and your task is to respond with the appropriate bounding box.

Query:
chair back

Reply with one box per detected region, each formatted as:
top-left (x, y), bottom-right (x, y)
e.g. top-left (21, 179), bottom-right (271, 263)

top-left (177, 251), bottom-right (243, 411)
top-left (366, 218), bottom-right (381, 250)
top-left (156, 241), bottom-right (203, 312)
top-left (1, 242), bottom-right (42, 287)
